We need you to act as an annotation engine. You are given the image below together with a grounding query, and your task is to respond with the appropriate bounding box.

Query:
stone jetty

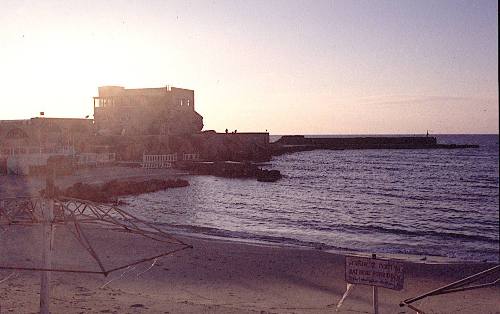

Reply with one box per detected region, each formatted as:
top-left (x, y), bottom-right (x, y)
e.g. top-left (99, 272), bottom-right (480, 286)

top-left (270, 135), bottom-right (479, 156)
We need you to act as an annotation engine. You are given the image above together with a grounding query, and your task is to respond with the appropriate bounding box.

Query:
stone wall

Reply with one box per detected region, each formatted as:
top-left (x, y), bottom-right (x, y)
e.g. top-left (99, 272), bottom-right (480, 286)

top-left (92, 132), bottom-right (270, 162)
top-left (194, 132), bottom-right (270, 162)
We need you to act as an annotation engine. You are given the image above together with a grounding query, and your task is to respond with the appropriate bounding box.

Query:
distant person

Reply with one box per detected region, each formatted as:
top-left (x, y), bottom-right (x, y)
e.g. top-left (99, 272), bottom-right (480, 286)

top-left (225, 128), bottom-right (228, 134)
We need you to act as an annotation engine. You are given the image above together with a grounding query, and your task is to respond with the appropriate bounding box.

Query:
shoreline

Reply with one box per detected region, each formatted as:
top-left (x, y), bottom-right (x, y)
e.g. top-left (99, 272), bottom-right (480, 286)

top-left (148, 223), bottom-right (499, 265)
top-left (1, 165), bottom-right (497, 265)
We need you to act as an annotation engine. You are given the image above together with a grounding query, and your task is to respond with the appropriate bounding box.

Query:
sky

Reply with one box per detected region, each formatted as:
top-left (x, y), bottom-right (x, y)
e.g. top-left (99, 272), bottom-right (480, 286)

top-left (0, 0), bottom-right (498, 134)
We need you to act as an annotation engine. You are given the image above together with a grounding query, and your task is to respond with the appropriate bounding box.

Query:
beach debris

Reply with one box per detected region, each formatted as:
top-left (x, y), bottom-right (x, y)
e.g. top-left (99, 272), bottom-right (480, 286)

top-left (335, 283), bottom-right (355, 311)
top-left (100, 258), bottom-right (159, 289)
top-left (136, 258), bottom-right (158, 278)
top-left (100, 266), bottom-right (137, 289)
top-left (130, 304), bottom-right (145, 308)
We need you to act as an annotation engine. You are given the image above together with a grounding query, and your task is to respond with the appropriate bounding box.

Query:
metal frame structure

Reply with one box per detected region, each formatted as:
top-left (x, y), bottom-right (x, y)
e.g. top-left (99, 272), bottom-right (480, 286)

top-left (400, 265), bottom-right (500, 313)
top-left (0, 196), bottom-right (192, 276)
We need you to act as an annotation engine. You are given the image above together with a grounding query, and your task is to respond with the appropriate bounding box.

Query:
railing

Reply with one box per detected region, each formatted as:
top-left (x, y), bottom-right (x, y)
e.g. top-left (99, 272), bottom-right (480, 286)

top-left (183, 153), bottom-right (199, 161)
top-left (77, 153), bottom-right (116, 166)
top-left (400, 265), bottom-right (500, 313)
top-left (142, 153), bottom-right (177, 169)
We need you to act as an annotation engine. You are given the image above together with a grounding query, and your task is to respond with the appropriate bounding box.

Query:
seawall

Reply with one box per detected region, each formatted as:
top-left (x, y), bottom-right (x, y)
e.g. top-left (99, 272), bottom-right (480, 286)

top-left (271, 135), bottom-right (478, 156)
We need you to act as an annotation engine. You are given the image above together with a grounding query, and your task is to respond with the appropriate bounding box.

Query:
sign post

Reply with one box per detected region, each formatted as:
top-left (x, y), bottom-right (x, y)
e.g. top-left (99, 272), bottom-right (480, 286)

top-left (371, 254), bottom-right (379, 314)
top-left (345, 254), bottom-right (404, 313)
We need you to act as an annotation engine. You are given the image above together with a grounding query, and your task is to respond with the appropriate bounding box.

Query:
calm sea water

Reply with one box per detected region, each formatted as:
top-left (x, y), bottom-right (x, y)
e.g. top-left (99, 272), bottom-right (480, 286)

top-left (123, 134), bottom-right (499, 262)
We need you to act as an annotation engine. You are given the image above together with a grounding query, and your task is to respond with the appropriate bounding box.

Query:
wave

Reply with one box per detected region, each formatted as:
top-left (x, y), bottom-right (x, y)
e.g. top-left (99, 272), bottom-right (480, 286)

top-left (156, 223), bottom-right (356, 251)
top-left (342, 224), bottom-right (499, 244)
top-left (154, 222), bottom-right (499, 262)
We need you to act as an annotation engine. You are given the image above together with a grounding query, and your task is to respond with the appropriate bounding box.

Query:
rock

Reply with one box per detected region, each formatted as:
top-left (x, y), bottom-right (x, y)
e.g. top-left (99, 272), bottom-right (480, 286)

top-left (59, 178), bottom-right (189, 203)
top-left (178, 161), bottom-right (282, 182)
top-left (256, 169), bottom-right (282, 182)
top-left (130, 304), bottom-right (145, 308)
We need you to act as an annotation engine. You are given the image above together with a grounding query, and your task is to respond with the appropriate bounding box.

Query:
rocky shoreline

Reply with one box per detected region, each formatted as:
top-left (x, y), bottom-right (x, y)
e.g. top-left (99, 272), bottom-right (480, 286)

top-left (42, 178), bottom-right (190, 203)
top-left (176, 161), bottom-right (282, 182)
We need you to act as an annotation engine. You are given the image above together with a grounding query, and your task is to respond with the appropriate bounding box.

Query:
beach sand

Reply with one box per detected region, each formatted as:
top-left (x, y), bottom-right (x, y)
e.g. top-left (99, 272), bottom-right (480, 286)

top-left (0, 227), bottom-right (499, 314)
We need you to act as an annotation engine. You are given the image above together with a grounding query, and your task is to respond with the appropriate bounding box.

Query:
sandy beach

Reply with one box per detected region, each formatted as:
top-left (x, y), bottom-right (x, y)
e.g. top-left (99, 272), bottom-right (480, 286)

top-left (1, 226), bottom-right (499, 314)
top-left (1, 167), bottom-right (499, 313)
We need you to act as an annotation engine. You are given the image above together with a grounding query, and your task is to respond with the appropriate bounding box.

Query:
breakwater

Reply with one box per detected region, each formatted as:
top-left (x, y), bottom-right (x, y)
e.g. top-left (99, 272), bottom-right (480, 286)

top-left (271, 135), bottom-right (478, 155)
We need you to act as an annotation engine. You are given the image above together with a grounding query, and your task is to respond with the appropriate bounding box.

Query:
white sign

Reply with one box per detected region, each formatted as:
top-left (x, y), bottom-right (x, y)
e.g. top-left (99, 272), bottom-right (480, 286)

top-left (345, 255), bottom-right (404, 290)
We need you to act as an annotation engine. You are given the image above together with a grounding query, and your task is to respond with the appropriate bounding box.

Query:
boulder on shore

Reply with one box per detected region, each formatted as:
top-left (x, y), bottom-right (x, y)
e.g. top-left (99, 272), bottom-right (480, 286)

top-left (256, 169), bottom-right (282, 182)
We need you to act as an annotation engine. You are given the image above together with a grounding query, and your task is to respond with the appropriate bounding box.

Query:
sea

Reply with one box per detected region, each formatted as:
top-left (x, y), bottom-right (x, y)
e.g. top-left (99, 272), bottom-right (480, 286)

top-left (122, 134), bottom-right (499, 263)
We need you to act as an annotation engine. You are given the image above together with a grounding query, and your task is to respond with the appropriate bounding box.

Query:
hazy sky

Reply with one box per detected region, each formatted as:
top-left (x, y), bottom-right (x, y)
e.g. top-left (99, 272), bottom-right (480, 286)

top-left (0, 0), bottom-right (498, 134)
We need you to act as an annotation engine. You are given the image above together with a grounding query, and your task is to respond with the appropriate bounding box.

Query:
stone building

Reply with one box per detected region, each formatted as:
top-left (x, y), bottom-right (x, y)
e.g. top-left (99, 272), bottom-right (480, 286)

top-left (0, 118), bottom-right (93, 157)
top-left (0, 85), bottom-right (270, 171)
top-left (0, 117), bottom-right (95, 175)
top-left (93, 86), bottom-right (203, 136)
